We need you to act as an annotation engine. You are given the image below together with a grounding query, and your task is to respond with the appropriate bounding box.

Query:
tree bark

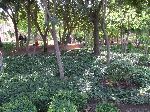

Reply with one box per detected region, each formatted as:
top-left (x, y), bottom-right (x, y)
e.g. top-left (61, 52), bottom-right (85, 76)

top-left (26, 0), bottom-right (31, 54)
top-left (102, 0), bottom-right (110, 64)
top-left (43, 36), bottom-right (47, 52)
top-left (93, 15), bottom-right (100, 56)
top-left (13, 21), bottom-right (19, 49)
top-left (90, 1), bottom-right (102, 56)
top-left (42, 0), bottom-right (65, 79)
top-left (121, 27), bottom-right (125, 53)
top-left (124, 15), bottom-right (130, 53)
top-left (50, 26), bottom-right (64, 79)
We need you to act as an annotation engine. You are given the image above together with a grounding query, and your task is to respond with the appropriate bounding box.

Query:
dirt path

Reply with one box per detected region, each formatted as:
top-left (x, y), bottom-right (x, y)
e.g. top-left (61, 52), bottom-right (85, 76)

top-left (4, 44), bottom-right (83, 56)
top-left (118, 104), bottom-right (150, 112)
top-left (84, 99), bottom-right (150, 112)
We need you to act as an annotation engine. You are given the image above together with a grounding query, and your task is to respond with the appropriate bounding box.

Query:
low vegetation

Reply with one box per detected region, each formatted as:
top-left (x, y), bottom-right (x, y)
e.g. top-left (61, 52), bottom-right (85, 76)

top-left (0, 49), bottom-right (150, 111)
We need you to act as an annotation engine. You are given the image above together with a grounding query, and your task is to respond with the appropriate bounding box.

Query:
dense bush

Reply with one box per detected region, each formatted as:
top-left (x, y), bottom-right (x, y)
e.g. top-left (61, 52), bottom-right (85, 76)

top-left (1, 96), bottom-right (37, 112)
top-left (51, 90), bottom-right (88, 110)
top-left (1, 50), bottom-right (95, 111)
top-left (120, 94), bottom-right (150, 104)
top-left (0, 72), bottom-right (68, 111)
top-left (2, 43), bottom-right (15, 55)
top-left (105, 59), bottom-right (134, 83)
top-left (138, 55), bottom-right (149, 66)
top-left (48, 99), bottom-right (77, 112)
top-left (131, 67), bottom-right (150, 87)
top-left (96, 103), bottom-right (119, 112)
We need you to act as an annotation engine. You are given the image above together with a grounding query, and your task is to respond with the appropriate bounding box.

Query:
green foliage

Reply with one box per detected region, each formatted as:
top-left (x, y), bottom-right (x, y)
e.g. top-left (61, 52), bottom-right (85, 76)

top-left (51, 90), bottom-right (87, 110)
top-left (74, 32), bottom-right (84, 43)
top-left (96, 103), bottom-right (119, 112)
top-left (3, 54), bottom-right (57, 75)
top-left (1, 96), bottom-right (37, 112)
top-left (2, 43), bottom-right (15, 55)
top-left (105, 59), bottom-right (134, 82)
top-left (1, 49), bottom-right (97, 111)
top-left (121, 94), bottom-right (150, 104)
top-left (48, 99), bottom-right (77, 112)
top-left (131, 67), bottom-right (150, 87)
top-left (127, 42), bottom-right (133, 52)
top-left (138, 55), bottom-right (149, 66)
top-left (110, 45), bottom-right (122, 53)
top-left (1, 49), bottom-right (150, 112)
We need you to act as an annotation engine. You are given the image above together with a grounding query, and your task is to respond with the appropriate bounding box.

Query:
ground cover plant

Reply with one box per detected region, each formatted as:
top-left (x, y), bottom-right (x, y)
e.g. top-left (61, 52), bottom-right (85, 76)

top-left (0, 96), bottom-right (37, 112)
top-left (0, 49), bottom-right (150, 112)
top-left (96, 103), bottom-right (119, 112)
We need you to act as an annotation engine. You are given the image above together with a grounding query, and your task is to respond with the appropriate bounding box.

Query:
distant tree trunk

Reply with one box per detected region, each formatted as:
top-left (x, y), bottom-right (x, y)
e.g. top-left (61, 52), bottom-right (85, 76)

top-left (13, 21), bottom-right (19, 49)
top-left (92, 13), bottom-right (100, 56)
top-left (125, 15), bottom-right (130, 53)
top-left (102, 0), bottom-right (110, 64)
top-left (125, 31), bottom-right (129, 53)
top-left (62, 28), bottom-right (67, 44)
top-left (59, 28), bottom-right (61, 43)
top-left (66, 31), bottom-right (72, 44)
top-left (121, 27), bottom-right (125, 52)
top-left (26, 0), bottom-right (31, 53)
top-left (117, 36), bottom-right (119, 44)
top-left (43, 36), bottom-right (47, 52)
top-left (32, 5), bottom-right (49, 53)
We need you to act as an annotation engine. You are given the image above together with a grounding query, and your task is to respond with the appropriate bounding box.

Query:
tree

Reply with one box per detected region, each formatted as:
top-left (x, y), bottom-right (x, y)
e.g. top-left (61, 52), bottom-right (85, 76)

top-left (25, 0), bottom-right (32, 53)
top-left (75, 0), bottom-right (103, 55)
top-left (31, 2), bottom-right (49, 52)
top-left (41, 0), bottom-right (65, 79)
top-left (101, 0), bottom-right (110, 64)
top-left (0, 0), bottom-right (22, 48)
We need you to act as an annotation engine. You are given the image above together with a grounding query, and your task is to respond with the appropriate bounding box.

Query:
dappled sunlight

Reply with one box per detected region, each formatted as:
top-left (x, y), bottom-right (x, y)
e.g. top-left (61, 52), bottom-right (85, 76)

top-left (140, 86), bottom-right (150, 96)
top-left (1, 48), bottom-right (150, 111)
top-left (0, 0), bottom-right (149, 110)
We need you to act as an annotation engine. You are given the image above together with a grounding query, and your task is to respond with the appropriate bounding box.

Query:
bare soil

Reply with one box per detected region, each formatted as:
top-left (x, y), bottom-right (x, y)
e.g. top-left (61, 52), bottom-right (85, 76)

top-left (84, 99), bottom-right (150, 112)
top-left (3, 44), bottom-right (83, 56)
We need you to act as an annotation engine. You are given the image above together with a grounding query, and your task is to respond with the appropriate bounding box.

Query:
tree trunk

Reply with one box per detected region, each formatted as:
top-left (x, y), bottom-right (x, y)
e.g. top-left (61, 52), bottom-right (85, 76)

top-left (59, 29), bottom-right (61, 43)
top-left (43, 36), bottom-right (47, 52)
top-left (42, 0), bottom-right (65, 79)
top-left (102, 0), bottom-right (110, 64)
top-left (124, 16), bottom-right (130, 53)
top-left (51, 25), bottom-right (64, 79)
top-left (92, 14), bottom-right (100, 56)
top-left (13, 22), bottom-right (19, 49)
top-left (117, 36), bottom-right (119, 44)
top-left (26, 0), bottom-right (31, 54)
top-left (62, 28), bottom-right (67, 44)
top-left (32, 5), bottom-right (48, 53)
top-left (121, 27), bottom-right (125, 52)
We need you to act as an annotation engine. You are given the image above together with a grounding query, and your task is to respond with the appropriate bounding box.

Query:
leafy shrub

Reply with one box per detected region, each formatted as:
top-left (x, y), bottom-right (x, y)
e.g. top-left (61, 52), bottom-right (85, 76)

top-left (131, 67), bottom-right (150, 87)
top-left (29, 89), bottom-right (51, 112)
top-left (105, 59), bottom-right (134, 83)
top-left (51, 90), bottom-right (87, 110)
top-left (127, 42), bottom-right (133, 52)
top-left (2, 43), bottom-right (15, 55)
top-left (1, 96), bottom-right (37, 112)
top-left (120, 94), bottom-right (150, 104)
top-left (96, 103), bottom-right (119, 112)
top-left (138, 55), bottom-right (149, 66)
top-left (110, 45), bottom-right (122, 52)
top-left (48, 99), bottom-right (77, 112)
